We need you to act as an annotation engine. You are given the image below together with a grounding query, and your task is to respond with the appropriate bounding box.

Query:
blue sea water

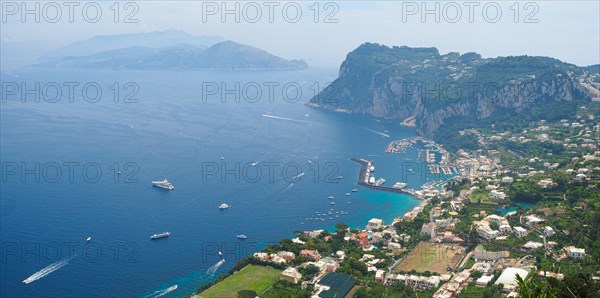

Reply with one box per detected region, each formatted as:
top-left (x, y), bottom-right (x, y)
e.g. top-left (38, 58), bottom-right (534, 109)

top-left (1, 68), bottom-right (435, 297)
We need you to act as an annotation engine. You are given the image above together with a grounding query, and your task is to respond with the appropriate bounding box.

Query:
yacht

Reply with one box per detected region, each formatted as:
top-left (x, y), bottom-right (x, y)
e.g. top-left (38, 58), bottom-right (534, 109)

top-left (219, 203), bottom-right (230, 209)
top-left (152, 179), bottom-right (174, 190)
top-left (328, 196), bottom-right (334, 199)
top-left (86, 236), bottom-right (92, 242)
top-left (150, 232), bottom-right (171, 239)
top-left (352, 189), bottom-right (358, 192)
top-left (345, 193), bottom-right (350, 196)
top-left (236, 235), bottom-right (247, 239)
top-left (330, 202), bottom-right (335, 205)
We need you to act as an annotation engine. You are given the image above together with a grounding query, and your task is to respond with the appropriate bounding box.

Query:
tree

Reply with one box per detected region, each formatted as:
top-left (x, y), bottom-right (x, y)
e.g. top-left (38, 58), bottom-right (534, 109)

top-left (336, 222), bottom-right (349, 230)
top-left (516, 274), bottom-right (557, 298)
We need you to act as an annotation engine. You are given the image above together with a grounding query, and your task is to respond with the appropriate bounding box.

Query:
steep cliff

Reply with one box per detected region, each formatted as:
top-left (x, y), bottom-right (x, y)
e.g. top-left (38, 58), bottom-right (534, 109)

top-left (309, 43), bottom-right (599, 138)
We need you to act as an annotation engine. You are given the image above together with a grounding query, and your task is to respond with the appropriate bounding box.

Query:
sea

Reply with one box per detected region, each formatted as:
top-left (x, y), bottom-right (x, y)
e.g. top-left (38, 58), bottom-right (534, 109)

top-left (0, 67), bottom-right (450, 297)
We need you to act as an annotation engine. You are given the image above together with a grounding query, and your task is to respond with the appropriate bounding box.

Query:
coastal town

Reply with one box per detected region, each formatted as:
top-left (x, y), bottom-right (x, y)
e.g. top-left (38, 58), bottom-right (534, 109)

top-left (192, 105), bottom-right (600, 297)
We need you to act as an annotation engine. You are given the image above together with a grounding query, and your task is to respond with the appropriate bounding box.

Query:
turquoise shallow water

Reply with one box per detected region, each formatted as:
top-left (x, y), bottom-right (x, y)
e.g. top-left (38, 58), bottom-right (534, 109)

top-left (1, 68), bottom-right (428, 297)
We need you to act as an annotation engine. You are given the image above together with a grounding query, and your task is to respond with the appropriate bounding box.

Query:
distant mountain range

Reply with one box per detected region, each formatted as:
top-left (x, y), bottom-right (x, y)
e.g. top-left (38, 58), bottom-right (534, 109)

top-left (309, 43), bottom-right (600, 140)
top-left (33, 30), bottom-right (308, 70)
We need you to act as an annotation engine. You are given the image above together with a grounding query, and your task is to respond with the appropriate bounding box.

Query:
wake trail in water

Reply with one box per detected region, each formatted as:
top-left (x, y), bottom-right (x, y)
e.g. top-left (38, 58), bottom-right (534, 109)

top-left (261, 114), bottom-right (310, 124)
top-left (23, 255), bottom-right (74, 284)
top-left (285, 183), bottom-right (294, 191)
top-left (179, 133), bottom-right (202, 140)
top-left (206, 259), bottom-right (225, 276)
top-left (363, 128), bottom-right (390, 138)
top-left (290, 172), bottom-right (305, 180)
top-left (144, 285), bottom-right (178, 298)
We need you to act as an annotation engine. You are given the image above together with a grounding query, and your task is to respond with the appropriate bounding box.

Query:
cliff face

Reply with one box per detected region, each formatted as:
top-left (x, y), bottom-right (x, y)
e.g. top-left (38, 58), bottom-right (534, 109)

top-left (310, 43), bottom-right (599, 138)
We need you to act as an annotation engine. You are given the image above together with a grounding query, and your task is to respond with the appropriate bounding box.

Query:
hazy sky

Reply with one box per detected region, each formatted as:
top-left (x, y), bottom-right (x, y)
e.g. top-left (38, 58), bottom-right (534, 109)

top-left (1, 1), bottom-right (599, 70)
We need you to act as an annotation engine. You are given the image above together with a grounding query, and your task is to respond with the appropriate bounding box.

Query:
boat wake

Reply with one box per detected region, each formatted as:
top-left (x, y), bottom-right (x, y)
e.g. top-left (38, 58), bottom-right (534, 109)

top-left (23, 255), bottom-right (74, 284)
top-left (290, 172), bottom-right (305, 180)
top-left (144, 285), bottom-right (178, 298)
top-left (261, 114), bottom-right (309, 124)
top-left (285, 183), bottom-right (294, 191)
top-left (363, 128), bottom-right (390, 138)
top-left (206, 259), bottom-right (225, 276)
top-left (179, 133), bottom-right (202, 140)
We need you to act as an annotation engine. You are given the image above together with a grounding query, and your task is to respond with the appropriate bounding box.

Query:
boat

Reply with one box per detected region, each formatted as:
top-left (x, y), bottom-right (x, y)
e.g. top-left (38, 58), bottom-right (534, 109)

top-left (352, 189), bottom-right (358, 192)
top-left (330, 202), bottom-right (335, 205)
top-left (307, 160), bottom-right (313, 164)
top-left (236, 235), bottom-right (247, 239)
top-left (219, 203), bottom-right (230, 209)
top-left (335, 176), bottom-right (343, 179)
top-left (345, 193), bottom-right (350, 196)
top-left (152, 179), bottom-right (174, 190)
top-left (221, 156), bottom-right (225, 160)
top-left (86, 236), bottom-right (92, 242)
top-left (218, 251), bottom-right (222, 257)
top-left (328, 196), bottom-right (334, 199)
top-left (150, 232), bottom-right (171, 239)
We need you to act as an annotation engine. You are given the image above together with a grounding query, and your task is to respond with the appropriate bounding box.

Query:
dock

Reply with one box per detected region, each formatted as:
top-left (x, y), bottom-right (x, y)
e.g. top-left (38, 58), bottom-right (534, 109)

top-left (350, 158), bottom-right (418, 197)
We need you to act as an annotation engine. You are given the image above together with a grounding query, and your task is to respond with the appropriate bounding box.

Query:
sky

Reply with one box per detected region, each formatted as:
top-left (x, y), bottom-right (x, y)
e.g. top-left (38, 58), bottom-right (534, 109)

top-left (1, 1), bottom-right (599, 70)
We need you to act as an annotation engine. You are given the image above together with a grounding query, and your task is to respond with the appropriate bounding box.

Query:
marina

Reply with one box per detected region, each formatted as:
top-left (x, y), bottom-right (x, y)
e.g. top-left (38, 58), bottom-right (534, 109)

top-left (351, 158), bottom-right (417, 196)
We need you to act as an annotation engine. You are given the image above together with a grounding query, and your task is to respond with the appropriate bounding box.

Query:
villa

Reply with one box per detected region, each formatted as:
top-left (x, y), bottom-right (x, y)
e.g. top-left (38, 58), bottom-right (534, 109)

top-left (280, 267), bottom-right (302, 283)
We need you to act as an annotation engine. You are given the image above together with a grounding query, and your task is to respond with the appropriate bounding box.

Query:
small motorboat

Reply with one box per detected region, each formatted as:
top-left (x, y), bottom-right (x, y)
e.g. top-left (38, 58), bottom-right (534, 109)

top-left (236, 235), bottom-right (247, 240)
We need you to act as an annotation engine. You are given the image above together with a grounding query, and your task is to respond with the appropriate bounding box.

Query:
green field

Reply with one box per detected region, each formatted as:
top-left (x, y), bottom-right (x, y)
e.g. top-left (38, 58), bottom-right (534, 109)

top-left (199, 265), bottom-right (281, 298)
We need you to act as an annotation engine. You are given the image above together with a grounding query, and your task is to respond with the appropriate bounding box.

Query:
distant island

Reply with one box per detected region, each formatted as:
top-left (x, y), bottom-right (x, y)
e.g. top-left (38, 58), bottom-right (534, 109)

top-left (31, 30), bottom-right (308, 71)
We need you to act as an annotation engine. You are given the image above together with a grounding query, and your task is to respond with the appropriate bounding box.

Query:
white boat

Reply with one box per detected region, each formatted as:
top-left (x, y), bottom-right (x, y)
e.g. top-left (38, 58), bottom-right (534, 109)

top-left (151, 232), bottom-right (171, 239)
top-left (236, 235), bottom-right (247, 239)
top-left (219, 203), bottom-right (230, 209)
top-left (330, 202), bottom-right (335, 205)
top-left (352, 189), bottom-right (358, 192)
top-left (328, 196), bottom-right (334, 199)
top-left (221, 156), bottom-right (225, 160)
top-left (345, 193), bottom-right (350, 196)
top-left (152, 179), bottom-right (174, 190)
top-left (86, 236), bottom-right (92, 242)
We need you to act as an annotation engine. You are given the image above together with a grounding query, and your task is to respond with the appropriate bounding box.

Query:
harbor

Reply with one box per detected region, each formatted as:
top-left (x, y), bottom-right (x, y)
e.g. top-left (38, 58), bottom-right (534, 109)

top-left (351, 158), bottom-right (418, 197)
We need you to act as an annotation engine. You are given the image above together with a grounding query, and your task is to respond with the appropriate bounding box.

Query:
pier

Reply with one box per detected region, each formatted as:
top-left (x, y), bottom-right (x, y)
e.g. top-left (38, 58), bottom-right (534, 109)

top-left (350, 158), bottom-right (418, 197)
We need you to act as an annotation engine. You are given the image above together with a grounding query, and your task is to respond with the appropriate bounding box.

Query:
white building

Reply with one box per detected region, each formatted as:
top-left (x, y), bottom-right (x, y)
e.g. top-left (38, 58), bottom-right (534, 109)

top-left (544, 226), bottom-right (555, 237)
top-left (281, 267), bottom-right (302, 283)
top-left (366, 218), bottom-right (384, 231)
top-left (514, 227), bottom-right (528, 238)
top-left (565, 246), bottom-right (586, 259)
top-left (489, 190), bottom-right (506, 200)
top-left (495, 267), bottom-right (529, 292)
top-left (477, 225), bottom-right (499, 240)
top-left (501, 177), bottom-right (514, 184)
top-left (525, 215), bottom-right (544, 225)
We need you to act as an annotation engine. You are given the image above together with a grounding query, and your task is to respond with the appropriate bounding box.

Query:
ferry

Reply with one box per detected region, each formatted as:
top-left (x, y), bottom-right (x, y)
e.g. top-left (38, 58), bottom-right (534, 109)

top-left (152, 179), bottom-right (174, 190)
top-left (236, 235), bottom-right (247, 239)
top-left (151, 232), bottom-right (171, 239)
top-left (219, 203), bottom-right (230, 209)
